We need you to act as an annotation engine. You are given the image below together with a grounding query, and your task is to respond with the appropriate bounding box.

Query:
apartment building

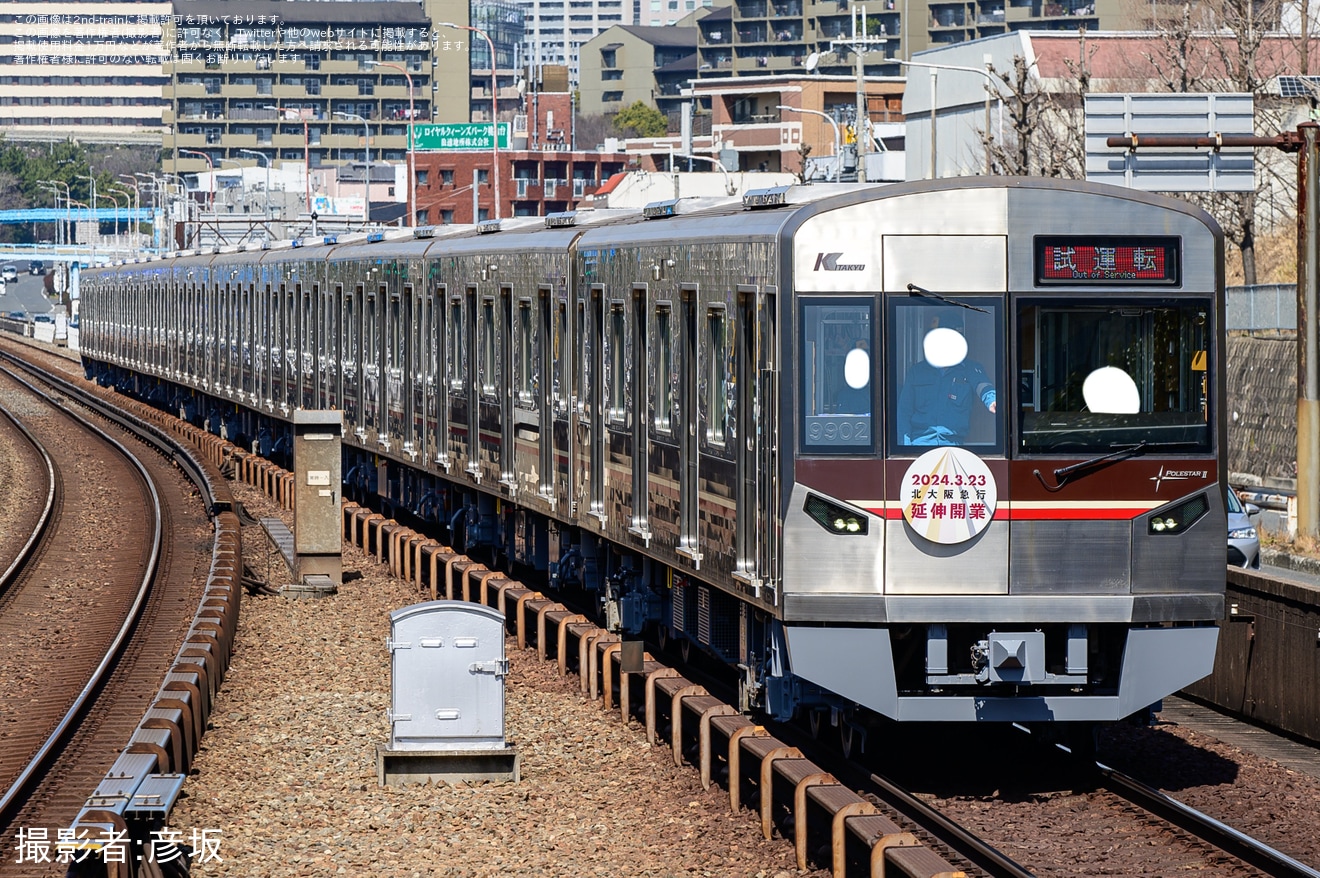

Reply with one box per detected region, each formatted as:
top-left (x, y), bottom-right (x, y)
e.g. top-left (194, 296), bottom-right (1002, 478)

top-left (695, 0), bottom-right (1129, 81)
top-left (578, 24), bottom-right (702, 117)
top-left (0, 0), bottom-right (171, 143)
top-left (165, 0), bottom-right (435, 177)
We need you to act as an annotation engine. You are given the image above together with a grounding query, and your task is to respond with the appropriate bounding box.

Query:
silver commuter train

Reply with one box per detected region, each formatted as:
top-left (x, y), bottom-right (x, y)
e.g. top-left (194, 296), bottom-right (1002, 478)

top-left (79, 178), bottom-right (1227, 737)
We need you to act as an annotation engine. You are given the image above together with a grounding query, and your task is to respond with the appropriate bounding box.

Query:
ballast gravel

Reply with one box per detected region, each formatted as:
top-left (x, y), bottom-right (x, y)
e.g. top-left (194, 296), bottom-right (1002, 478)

top-left (168, 484), bottom-right (827, 878)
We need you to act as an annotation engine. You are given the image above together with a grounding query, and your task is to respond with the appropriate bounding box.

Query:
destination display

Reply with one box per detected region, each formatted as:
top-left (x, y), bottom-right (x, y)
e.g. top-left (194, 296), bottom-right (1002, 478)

top-left (1035, 237), bottom-right (1179, 285)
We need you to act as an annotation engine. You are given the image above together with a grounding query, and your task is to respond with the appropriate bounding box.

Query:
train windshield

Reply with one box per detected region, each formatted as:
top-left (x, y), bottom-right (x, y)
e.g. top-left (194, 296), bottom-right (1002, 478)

top-left (799, 298), bottom-right (875, 454)
top-left (1018, 300), bottom-right (1212, 454)
top-left (887, 297), bottom-right (1005, 454)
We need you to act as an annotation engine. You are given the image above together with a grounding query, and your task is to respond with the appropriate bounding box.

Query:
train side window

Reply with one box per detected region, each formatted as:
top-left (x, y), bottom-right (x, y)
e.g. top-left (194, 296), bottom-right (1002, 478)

top-left (481, 297), bottom-right (496, 395)
top-left (706, 306), bottom-right (727, 445)
top-left (554, 300), bottom-right (568, 414)
top-left (799, 299), bottom-right (874, 454)
top-left (608, 301), bottom-right (626, 423)
top-left (517, 298), bottom-right (533, 402)
top-left (655, 304), bottom-right (673, 432)
top-left (448, 296), bottom-right (464, 388)
top-left (887, 297), bottom-right (1002, 454)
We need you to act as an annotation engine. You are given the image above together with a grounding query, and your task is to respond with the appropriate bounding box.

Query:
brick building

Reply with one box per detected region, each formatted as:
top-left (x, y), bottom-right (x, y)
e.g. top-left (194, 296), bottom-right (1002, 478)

top-left (412, 147), bottom-right (629, 224)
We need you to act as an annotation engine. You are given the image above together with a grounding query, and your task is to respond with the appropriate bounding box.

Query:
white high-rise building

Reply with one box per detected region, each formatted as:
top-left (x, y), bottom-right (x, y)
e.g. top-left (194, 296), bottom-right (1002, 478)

top-left (0, 1), bottom-right (171, 143)
top-left (520, 0), bottom-right (631, 85)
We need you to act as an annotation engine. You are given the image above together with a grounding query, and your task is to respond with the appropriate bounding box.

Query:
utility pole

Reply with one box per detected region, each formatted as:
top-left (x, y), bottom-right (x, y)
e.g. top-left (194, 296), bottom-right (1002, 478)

top-left (829, 5), bottom-right (887, 159)
top-left (1108, 125), bottom-right (1318, 536)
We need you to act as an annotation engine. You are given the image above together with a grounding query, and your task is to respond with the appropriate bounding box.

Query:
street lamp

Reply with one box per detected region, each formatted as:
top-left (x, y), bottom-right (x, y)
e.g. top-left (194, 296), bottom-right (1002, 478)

top-left (38, 178), bottom-right (71, 247)
top-left (777, 105), bottom-right (841, 183)
top-left (898, 58), bottom-right (1003, 177)
top-left (436, 21), bottom-right (501, 221)
top-left (334, 111), bottom-right (371, 227)
top-left (263, 104), bottom-right (311, 215)
top-left (74, 173), bottom-right (98, 254)
top-left (98, 189), bottom-right (125, 254)
top-left (365, 61), bottom-right (417, 227)
top-left (179, 148), bottom-right (216, 208)
top-left (136, 173), bottom-right (163, 251)
top-left (237, 148), bottom-right (272, 221)
top-left (117, 175), bottom-right (141, 253)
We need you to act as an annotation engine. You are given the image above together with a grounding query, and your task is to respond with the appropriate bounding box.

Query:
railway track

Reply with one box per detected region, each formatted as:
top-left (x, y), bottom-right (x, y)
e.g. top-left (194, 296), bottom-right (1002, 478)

top-left (0, 360), bottom-right (165, 836)
top-left (0, 351), bottom-right (235, 878)
top-left (325, 495), bottom-right (1320, 878)
top-left (9, 347), bottom-right (1314, 877)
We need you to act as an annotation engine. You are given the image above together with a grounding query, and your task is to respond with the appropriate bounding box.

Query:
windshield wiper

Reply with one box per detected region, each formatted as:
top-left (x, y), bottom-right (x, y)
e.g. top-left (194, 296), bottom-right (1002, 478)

top-left (906, 283), bottom-right (990, 313)
top-left (1034, 441), bottom-right (1148, 493)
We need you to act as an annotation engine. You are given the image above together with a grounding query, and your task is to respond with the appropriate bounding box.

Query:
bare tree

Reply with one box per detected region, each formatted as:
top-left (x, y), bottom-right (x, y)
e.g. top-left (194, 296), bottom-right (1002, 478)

top-left (983, 32), bottom-right (1093, 179)
top-left (1137, 0), bottom-right (1290, 284)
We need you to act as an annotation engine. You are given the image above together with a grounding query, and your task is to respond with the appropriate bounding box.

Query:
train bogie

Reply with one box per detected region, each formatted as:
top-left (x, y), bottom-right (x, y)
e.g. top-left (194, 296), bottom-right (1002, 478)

top-left (80, 179), bottom-right (1228, 728)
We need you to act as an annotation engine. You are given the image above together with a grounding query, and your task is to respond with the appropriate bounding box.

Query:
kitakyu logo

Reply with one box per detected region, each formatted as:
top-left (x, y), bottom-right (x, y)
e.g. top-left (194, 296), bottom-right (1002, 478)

top-left (813, 252), bottom-right (866, 272)
top-left (1149, 466), bottom-right (1209, 491)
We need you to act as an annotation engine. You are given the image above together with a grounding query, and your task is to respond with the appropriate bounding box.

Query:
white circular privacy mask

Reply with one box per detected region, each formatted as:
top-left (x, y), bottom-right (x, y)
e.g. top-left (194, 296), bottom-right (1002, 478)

top-left (1082, 366), bottom-right (1140, 413)
top-left (922, 327), bottom-right (968, 368)
top-left (844, 347), bottom-right (870, 389)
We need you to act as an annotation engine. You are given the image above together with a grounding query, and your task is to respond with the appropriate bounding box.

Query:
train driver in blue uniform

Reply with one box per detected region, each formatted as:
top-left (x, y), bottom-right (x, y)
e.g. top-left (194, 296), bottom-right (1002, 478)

top-left (896, 324), bottom-right (996, 446)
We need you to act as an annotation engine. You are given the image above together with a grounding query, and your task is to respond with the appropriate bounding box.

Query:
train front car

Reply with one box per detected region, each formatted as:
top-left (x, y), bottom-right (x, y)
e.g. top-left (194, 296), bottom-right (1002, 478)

top-left (779, 179), bottom-right (1225, 730)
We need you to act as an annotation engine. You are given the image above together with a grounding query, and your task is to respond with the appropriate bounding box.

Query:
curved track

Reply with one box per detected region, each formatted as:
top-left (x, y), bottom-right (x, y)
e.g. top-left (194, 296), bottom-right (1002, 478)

top-left (0, 355), bottom-right (217, 877)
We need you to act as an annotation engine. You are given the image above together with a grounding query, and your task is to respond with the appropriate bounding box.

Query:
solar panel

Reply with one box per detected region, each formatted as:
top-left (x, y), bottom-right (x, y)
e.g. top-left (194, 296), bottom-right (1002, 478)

top-left (1277, 75), bottom-right (1320, 98)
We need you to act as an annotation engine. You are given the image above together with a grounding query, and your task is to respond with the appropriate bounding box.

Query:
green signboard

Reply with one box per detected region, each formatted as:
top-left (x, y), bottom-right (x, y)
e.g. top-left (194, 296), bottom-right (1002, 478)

top-left (411, 122), bottom-right (510, 151)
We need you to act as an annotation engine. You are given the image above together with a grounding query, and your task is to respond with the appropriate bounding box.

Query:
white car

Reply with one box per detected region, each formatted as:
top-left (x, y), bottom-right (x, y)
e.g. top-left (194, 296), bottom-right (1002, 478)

top-left (1, 264), bottom-right (17, 283)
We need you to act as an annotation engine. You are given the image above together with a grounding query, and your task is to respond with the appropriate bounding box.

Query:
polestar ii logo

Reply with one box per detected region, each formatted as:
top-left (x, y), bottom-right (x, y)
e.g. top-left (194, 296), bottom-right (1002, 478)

top-left (1150, 466), bottom-right (1209, 491)
top-left (813, 252), bottom-right (866, 271)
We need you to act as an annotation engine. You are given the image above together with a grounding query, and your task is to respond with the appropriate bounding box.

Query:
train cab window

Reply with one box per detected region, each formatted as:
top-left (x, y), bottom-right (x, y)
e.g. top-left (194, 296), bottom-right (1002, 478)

top-left (887, 297), bottom-right (1003, 454)
top-left (1018, 300), bottom-right (1212, 454)
top-left (800, 299), bottom-right (874, 454)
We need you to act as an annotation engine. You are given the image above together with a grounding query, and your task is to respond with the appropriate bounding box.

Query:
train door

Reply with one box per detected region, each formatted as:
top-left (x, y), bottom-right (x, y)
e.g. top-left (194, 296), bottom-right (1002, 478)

top-left (550, 291), bottom-right (573, 510)
top-left (322, 283), bottom-right (338, 412)
top-left (631, 285), bottom-right (649, 539)
top-left (884, 292), bottom-right (1007, 595)
top-left (500, 286), bottom-right (516, 488)
top-left (267, 281), bottom-right (280, 410)
top-left (538, 287), bottom-right (554, 504)
top-left (512, 290), bottom-right (540, 496)
top-left (432, 283), bottom-right (449, 470)
top-left (734, 286), bottom-right (775, 596)
top-left (283, 280), bottom-right (296, 412)
top-left (342, 284), bottom-right (360, 435)
top-left (407, 282), bottom-right (428, 461)
top-left (363, 284), bottom-right (381, 444)
top-left (678, 286), bottom-right (699, 562)
top-left (300, 282), bottom-right (314, 409)
top-left (462, 285), bottom-right (479, 478)
top-left (255, 282), bottom-right (270, 409)
top-left (588, 286), bottom-right (605, 520)
top-left (478, 288), bottom-right (503, 485)
top-left (385, 284), bottom-right (406, 449)
top-left (443, 290), bottom-right (465, 473)
top-left (757, 289), bottom-right (779, 592)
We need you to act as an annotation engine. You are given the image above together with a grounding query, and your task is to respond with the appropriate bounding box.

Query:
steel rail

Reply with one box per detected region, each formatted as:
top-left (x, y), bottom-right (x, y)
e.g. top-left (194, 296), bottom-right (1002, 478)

top-left (1096, 761), bottom-right (1320, 878)
top-left (0, 397), bottom-right (57, 591)
top-left (0, 362), bottom-right (165, 828)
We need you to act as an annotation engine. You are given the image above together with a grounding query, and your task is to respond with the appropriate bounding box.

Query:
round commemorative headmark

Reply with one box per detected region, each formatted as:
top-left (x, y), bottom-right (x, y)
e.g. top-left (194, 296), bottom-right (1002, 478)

top-left (901, 447), bottom-right (998, 544)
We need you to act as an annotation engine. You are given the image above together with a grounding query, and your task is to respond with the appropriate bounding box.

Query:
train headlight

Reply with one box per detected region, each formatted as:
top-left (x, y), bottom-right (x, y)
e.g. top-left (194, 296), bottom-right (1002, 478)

top-left (1147, 493), bottom-right (1209, 536)
top-left (805, 494), bottom-right (869, 536)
